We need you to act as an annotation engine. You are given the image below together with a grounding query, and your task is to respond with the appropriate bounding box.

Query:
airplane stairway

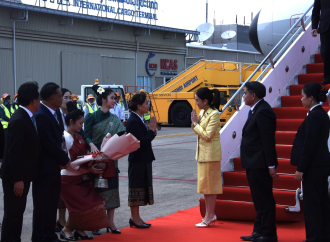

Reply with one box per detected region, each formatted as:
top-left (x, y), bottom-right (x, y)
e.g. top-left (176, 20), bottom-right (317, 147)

top-left (199, 53), bottom-right (328, 222)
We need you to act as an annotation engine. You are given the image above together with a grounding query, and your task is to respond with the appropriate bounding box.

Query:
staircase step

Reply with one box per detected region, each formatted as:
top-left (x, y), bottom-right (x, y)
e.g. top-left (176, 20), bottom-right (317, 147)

top-left (291, 84), bottom-right (330, 95)
top-left (275, 131), bottom-right (296, 145)
top-left (281, 96), bottom-right (329, 107)
top-left (306, 63), bottom-right (324, 74)
top-left (298, 73), bottom-right (325, 84)
top-left (273, 107), bottom-right (309, 119)
top-left (277, 119), bottom-right (303, 132)
top-left (216, 187), bottom-right (297, 206)
top-left (315, 53), bottom-right (323, 63)
top-left (223, 172), bottom-right (300, 190)
top-left (276, 144), bottom-right (292, 159)
top-left (200, 199), bottom-right (304, 222)
top-left (233, 158), bottom-right (296, 174)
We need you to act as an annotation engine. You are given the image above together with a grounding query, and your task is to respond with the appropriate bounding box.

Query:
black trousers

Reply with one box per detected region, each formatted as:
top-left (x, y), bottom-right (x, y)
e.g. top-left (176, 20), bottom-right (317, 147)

top-left (320, 29), bottom-right (330, 81)
top-left (32, 174), bottom-right (61, 242)
top-left (246, 168), bottom-right (277, 237)
top-left (1, 179), bottom-right (31, 242)
top-left (302, 166), bottom-right (330, 242)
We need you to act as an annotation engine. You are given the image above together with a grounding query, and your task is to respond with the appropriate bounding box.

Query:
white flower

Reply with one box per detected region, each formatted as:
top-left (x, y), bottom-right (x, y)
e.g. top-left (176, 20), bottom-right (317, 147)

top-left (97, 87), bottom-right (105, 94)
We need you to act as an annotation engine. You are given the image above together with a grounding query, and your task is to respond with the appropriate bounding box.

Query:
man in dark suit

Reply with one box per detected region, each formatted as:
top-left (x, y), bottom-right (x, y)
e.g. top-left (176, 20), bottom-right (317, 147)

top-left (312, 0), bottom-right (330, 84)
top-left (0, 82), bottom-right (40, 242)
top-left (32, 83), bottom-right (70, 242)
top-left (240, 82), bottom-right (279, 242)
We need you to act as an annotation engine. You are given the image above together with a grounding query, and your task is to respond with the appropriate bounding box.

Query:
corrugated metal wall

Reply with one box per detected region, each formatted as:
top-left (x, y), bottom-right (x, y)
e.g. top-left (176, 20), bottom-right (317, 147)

top-left (0, 5), bottom-right (186, 96)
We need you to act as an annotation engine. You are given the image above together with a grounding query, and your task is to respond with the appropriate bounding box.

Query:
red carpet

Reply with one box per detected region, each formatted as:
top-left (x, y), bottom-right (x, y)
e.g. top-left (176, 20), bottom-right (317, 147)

top-left (202, 54), bottom-right (327, 222)
top-left (91, 206), bottom-right (306, 242)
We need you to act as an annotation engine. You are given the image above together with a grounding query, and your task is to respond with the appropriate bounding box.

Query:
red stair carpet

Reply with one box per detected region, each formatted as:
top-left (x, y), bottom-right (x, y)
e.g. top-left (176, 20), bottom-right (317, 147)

top-left (92, 206), bottom-right (306, 242)
top-left (200, 53), bottom-right (328, 222)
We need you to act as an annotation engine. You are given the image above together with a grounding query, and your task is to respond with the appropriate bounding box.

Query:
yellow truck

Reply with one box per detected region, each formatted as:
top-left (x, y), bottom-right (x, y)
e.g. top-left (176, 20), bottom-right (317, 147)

top-left (132, 60), bottom-right (267, 127)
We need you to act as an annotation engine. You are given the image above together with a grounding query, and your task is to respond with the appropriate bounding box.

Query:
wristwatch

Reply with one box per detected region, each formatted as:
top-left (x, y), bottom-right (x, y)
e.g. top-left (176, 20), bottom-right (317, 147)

top-left (193, 122), bottom-right (198, 126)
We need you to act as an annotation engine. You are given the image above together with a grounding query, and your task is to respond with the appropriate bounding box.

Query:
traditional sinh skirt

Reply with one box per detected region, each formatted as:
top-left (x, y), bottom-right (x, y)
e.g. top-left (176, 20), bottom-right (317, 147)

top-left (60, 175), bottom-right (109, 231)
top-left (128, 162), bottom-right (154, 207)
top-left (197, 161), bottom-right (223, 195)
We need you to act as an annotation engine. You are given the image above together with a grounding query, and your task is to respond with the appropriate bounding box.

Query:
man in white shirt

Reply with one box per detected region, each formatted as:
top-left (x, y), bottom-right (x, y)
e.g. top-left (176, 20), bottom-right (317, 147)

top-left (110, 93), bottom-right (123, 121)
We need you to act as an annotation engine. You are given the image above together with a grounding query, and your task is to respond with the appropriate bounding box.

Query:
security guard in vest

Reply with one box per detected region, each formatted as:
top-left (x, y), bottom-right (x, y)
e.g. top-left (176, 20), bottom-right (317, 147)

top-left (12, 94), bottom-right (19, 111)
top-left (0, 93), bottom-right (16, 137)
top-left (71, 94), bottom-right (82, 110)
top-left (83, 94), bottom-right (98, 117)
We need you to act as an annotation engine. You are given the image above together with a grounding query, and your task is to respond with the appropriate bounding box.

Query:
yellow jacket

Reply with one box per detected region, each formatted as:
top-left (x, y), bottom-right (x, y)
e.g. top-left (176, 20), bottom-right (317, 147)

top-left (193, 108), bottom-right (221, 162)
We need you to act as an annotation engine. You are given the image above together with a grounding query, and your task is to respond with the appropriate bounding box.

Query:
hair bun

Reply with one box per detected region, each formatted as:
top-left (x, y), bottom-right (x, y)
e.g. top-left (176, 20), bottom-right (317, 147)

top-left (66, 101), bottom-right (77, 113)
top-left (319, 88), bottom-right (328, 103)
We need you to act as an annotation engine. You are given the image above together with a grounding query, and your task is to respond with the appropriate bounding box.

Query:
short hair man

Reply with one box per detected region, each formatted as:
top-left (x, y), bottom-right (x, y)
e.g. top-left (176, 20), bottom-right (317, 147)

top-left (240, 82), bottom-right (279, 242)
top-left (32, 82), bottom-right (70, 242)
top-left (1, 82), bottom-right (40, 242)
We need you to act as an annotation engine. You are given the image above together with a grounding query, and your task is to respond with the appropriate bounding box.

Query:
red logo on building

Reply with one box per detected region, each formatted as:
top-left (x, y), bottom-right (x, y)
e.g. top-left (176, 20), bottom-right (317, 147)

top-left (160, 59), bottom-right (178, 70)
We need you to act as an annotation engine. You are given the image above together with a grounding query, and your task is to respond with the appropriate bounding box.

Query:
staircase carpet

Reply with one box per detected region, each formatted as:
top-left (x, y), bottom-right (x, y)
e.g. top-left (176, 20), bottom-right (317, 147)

top-left (199, 199), bottom-right (304, 222)
top-left (315, 53), bottom-right (323, 63)
top-left (217, 186), bottom-right (297, 206)
top-left (277, 119), bottom-right (303, 132)
top-left (297, 73), bottom-right (325, 84)
top-left (232, 158), bottom-right (296, 174)
top-left (281, 96), bottom-right (329, 107)
top-left (290, 84), bottom-right (330, 95)
top-left (222, 172), bottom-right (300, 190)
top-left (306, 63), bottom-right (324, 73)
top-left (273, 107), bottom-right (309, 119)
top-left (275, 132), bottom-right (296, 145)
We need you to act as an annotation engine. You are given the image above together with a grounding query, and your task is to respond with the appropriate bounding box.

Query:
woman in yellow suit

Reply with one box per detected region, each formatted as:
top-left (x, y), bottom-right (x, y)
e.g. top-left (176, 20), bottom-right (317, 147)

top-left (191, 87), bottom-right (223, 228)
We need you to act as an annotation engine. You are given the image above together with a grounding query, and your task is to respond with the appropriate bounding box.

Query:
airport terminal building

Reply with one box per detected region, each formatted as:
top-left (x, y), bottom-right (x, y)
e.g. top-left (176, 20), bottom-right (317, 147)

top-left (0, 0), bottom-right (199, 95)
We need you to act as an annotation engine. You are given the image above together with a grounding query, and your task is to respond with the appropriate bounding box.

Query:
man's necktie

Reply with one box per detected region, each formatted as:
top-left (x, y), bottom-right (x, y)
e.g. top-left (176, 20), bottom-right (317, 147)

top-left (248, 109), bottom-right (252, 119)
top-left (31, 116), bottom-right (38, 133)
top-left (53, 112), bottom-right (59, 124)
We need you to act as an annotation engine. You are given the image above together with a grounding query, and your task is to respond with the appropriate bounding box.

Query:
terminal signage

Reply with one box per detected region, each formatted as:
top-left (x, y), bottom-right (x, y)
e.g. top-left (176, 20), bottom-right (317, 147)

top-left (145, 53), bottom-right (179, 77)
top-left (18, 0), bottom-right (158, 21)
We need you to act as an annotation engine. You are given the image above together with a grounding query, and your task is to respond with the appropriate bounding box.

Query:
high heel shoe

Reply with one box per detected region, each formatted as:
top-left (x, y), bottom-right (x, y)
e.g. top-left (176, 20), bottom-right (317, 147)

top-left (211, 215), bottom-right (217, 222)
top-left (106, 227), bottom-right (121, 234)
top-left (59, 230), bottom-right (77, 241)
top-left (74, 231), bottom-right (93, 240)
top-left (143, 222), bottom-right (151, 227)
top-left (55, 221), bottom-right (65, 232)
top-left (92, 230), bottom-right (101, 235)
top-left (195, 217), bottom-right (216, 228)
top-left (129, 219), bottom-right (150, 229)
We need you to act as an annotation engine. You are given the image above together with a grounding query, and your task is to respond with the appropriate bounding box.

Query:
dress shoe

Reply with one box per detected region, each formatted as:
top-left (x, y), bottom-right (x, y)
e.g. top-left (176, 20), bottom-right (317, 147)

top-left (195, 217), bottom-right (216, 228)
top-left (106, 227), bottom-right (121, 234)
top-left (59, 230), bottom-right (76, 241)
top-left (252, 235), bottom-right (278, 242)
top-left (129, 218), bottom-right (150, 228)
top-left (74, 231), bottom-right (93, 240)
top-left (321, 80), bottom-right (330, 85)
top-left (55, 220), bottom-right (65, 232)
top-left (240, 232), bottom-right (261, 241)
top-left (92, 230), bottom-right (101, 235)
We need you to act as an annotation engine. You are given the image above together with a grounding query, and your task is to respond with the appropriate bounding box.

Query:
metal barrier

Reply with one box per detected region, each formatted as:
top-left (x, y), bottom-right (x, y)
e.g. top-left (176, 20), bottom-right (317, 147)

top-left (220, 3), bottom-right (314, 115)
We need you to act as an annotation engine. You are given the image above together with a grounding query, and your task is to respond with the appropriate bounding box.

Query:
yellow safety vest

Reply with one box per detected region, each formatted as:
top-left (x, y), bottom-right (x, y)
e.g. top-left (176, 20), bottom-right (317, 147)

top-left (85, 103), bottom-right (98, 114)
top-left (76, 103), bottom-right (82, 110)
top-left (144, 111), bottom-right (150, 121)
top-left (0, 104), bottom-right (15, 129)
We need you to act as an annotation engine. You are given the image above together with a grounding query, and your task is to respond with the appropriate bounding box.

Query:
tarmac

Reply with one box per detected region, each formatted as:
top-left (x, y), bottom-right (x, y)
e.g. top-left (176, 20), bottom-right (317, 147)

top-left (0, 126), bottom-right (202, 241)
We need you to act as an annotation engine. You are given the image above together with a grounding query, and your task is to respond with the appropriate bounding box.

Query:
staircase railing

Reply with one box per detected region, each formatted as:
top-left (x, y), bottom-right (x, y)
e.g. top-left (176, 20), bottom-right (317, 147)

top-left (220, 3), bottom-right (314, 116)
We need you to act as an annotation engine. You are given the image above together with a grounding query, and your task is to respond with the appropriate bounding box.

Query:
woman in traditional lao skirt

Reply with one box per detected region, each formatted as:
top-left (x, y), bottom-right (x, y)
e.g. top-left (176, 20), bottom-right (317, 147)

top-left (125, 93), bottom-right (157, 229)
top-left (60, 102), bottom-right (109, 240)
top-left (84, 84), bottom-right (126, 235)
